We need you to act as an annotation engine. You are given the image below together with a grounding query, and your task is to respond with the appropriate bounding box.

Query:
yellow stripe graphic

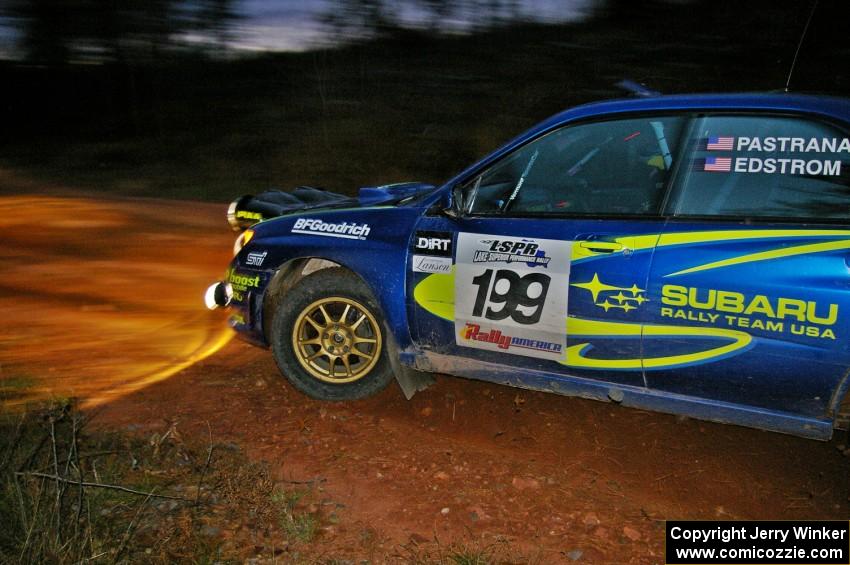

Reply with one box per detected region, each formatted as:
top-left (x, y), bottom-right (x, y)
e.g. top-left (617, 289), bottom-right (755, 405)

top-left (574, 229), bottom-right (850, 261)
top-left (666, 239), bottom-right (850, 277)
top-left (563, 318), bottom-right (751, 370)
top-left (413, 271), bottom-right (752, 371)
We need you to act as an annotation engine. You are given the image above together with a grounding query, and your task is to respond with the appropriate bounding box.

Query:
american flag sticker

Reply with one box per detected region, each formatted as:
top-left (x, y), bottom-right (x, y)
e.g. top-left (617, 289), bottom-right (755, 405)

top-left (707, 136), bottom-right (734, 150)
top-left (704, 156), bottom-right (732, 172)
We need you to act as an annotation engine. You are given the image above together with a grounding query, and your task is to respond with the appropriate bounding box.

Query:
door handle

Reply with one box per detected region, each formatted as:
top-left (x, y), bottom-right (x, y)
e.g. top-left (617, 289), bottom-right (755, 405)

top-left (578, 241), bottom-right (625, 253)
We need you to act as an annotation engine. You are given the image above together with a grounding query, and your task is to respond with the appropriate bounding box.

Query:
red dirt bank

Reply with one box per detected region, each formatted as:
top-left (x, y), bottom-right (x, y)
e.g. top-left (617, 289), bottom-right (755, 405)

top-left (98, 339), bottom-right (850, 562)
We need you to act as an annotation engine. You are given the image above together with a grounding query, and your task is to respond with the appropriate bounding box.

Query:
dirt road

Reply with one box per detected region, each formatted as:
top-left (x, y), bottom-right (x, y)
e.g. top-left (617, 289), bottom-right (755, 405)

top-left (2, 193), bottom-right (848, 563)
top-left (0, 194), bottom-right (233, 407)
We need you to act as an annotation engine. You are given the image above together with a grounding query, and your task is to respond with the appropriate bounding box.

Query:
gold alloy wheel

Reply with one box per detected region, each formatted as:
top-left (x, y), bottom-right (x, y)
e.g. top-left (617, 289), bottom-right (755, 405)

top-left (291, 296), bottom-right (383, 384)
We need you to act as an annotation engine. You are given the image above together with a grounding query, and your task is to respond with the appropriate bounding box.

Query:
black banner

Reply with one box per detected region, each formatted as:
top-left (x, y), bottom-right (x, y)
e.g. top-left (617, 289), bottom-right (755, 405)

top-left (666, 520), bottom-right (849, 564)
top-left (412, 231), bottom-right (453, 257)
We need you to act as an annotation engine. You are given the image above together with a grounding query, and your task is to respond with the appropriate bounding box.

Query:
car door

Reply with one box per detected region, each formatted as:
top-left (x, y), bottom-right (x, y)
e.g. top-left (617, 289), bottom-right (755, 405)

top-left (644, 113), bottom-right (850, 421)
top-left (409, 114), bottom-right (687, 389)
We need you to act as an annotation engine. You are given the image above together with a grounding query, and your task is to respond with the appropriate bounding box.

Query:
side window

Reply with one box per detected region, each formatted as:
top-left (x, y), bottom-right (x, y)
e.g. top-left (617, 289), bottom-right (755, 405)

top-left (671, 115), bottom-right (850, 220)
top-left (463, 116), bottom-right (685, 216)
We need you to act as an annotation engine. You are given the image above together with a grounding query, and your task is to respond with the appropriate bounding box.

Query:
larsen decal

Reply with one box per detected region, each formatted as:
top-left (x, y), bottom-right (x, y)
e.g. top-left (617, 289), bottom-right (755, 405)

top-left (412, 255), bottom-right (452, 274)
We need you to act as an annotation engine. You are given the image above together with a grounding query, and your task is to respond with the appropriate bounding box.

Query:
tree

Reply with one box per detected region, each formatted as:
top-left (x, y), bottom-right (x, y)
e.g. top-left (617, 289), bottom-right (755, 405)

top-left (1, 0), bottom-right (239, 65)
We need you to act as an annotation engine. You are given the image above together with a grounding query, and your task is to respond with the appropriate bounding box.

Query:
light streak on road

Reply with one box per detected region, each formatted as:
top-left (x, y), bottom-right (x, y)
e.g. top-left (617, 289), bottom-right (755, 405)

top-left (0, 194), bottom-right (236, 409)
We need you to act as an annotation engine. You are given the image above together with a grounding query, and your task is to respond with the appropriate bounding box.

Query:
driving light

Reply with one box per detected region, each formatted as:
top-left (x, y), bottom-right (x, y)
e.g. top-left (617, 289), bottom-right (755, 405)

top-left (204, 282), bottom-right (232, 310)
top-left (226, 195), bottom-right (257, 232)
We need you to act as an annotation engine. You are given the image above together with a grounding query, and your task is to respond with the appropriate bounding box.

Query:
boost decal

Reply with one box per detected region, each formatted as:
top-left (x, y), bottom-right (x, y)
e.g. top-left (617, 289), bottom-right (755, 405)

top-left (454, 233), bottom-right (571, 361)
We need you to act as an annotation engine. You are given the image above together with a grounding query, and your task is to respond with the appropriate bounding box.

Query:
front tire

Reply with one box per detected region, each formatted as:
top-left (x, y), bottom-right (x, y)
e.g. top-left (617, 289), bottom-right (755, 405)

top-left (271, 268), bottom-right (394, 400)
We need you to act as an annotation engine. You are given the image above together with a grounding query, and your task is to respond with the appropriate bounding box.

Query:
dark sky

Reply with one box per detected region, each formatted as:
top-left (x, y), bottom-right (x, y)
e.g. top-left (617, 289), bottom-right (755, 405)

top-left (0, 0), bottom-right (594, 58)
top-left (229, 0), bottom-right (593, 51)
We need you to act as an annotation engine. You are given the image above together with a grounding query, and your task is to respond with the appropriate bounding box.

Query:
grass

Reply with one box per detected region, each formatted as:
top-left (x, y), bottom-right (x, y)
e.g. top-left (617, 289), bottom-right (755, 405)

top-left (0, 402), bottom-right (543, 562)
top-left (399, 537), bottom-right (539, 565)
top-left (0, 376), bottom-right (35, 391)
top-left (0, 400), bottom-right (325, 563)
top-left (0, 375), bottom-right (38, 405)
top-left (271, 486), bottom-right (320, 543)
top-left (280, 512), bottom-right (319, 543)
top-left (447, 548), bottom-right (493, 565)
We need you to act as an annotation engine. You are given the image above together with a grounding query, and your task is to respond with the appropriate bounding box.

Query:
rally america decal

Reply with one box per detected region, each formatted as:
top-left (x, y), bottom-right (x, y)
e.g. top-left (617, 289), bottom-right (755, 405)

top-left (454, 233), bottom-right (571, 361)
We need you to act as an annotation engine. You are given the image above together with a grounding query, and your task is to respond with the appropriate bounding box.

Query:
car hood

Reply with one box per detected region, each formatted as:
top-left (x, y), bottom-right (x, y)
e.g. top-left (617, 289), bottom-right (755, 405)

top-left (227, 182), bottom-right (436, 231)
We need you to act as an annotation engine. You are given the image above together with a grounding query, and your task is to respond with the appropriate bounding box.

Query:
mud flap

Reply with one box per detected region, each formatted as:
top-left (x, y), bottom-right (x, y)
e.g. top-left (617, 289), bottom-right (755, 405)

top-left (385, 326), bottom-right (434, 400)
top-left (393, 363), bottom-right (435, 400)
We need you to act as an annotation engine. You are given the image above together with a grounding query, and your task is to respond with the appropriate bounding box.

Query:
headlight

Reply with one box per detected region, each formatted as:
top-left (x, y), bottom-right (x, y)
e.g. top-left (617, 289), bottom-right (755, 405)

top-left (226, 195), bottom-right (261, 232)
top-left (233, 229), bottom-right (255, 256)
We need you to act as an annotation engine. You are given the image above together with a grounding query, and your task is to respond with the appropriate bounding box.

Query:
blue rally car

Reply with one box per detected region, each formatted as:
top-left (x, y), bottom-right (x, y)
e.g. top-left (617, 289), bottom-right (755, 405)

top-left (206, 93), bottom-right (850, 440)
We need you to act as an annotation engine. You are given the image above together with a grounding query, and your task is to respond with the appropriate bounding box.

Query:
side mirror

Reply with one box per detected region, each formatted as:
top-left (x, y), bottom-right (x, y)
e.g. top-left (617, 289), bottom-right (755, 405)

top-left (441, 208), bottom-right (459, 220)
top-left (428, 185), bottom-right (463, 220)
top-left (452, 184), bottom-right (464, 214)
top-left (440, 185), bottom-right (462, 220)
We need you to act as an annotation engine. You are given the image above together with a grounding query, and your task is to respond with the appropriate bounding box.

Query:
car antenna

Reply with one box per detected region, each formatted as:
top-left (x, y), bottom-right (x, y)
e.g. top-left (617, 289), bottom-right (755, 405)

top-left (785, 0), bottom-right (819, 92)
top-left (615, 79), bottom-right (660, 98)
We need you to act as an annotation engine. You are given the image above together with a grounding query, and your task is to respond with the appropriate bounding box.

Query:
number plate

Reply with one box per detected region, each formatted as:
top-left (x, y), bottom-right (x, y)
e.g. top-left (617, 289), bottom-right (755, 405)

top-left (454, 233), bottom-right (572, 361)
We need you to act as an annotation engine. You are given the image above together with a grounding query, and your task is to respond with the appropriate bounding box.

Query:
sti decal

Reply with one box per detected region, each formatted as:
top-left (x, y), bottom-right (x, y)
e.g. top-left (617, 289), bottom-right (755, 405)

top-left (246, 251), bottom-right (267, 266)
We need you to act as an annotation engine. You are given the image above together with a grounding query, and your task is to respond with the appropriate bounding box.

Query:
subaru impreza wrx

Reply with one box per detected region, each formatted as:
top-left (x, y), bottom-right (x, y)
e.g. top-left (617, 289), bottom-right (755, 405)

top-left (206, 93), bottom-right (850, 440)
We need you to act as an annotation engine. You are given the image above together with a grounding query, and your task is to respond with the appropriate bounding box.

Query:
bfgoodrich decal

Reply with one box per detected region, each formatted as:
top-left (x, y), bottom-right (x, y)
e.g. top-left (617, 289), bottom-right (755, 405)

top-left (291, 218), bottom-right (371, 240)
